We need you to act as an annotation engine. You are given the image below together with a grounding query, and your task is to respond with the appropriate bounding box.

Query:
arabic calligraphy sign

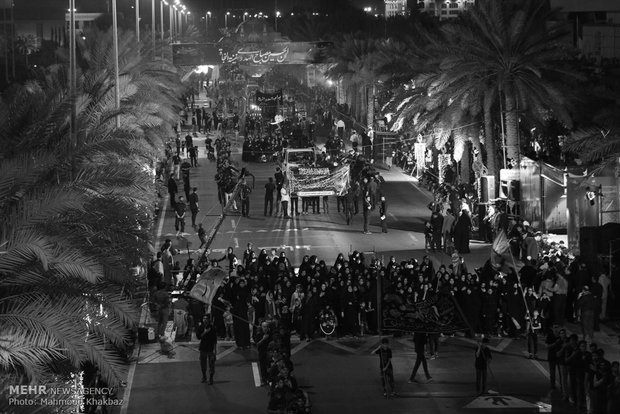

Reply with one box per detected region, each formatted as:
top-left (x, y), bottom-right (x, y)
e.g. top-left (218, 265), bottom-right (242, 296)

top-left (172, 42), bottom-right (331, 66)
top-left (256, 90), bottom-right (283, 105)
top-left (220, 47), bottom-right (289, 64)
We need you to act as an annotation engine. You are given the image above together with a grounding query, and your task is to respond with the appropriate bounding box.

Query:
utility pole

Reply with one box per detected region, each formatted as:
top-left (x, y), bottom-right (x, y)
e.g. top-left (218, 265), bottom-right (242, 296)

top-left (151, 0), bottom-right (155, 59)
top-left (112, 0), bottom-right (121, 128)
top-left (135, 0), bottom-right (140, 42)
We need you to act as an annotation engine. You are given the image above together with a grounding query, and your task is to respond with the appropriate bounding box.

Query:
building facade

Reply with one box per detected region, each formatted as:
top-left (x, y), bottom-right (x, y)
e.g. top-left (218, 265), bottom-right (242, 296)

top-left (416, 0), bottom-right (475, 20)
top-left (384, 0), bottom-right (407, 18)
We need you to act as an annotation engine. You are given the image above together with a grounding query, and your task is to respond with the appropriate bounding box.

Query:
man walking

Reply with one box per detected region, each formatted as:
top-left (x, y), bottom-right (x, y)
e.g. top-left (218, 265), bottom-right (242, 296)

top-left (475, 336), bottom-right (492, 395)
top-left (264, 177), bottom-right (275, 216)
top-left (188, 187), bottom-right (199, 228)
top-left (239, 178), bottom-right (252, 218)
top-left (175, 196), bottom-right (187, 236)
top-left (408, 332), bottom-right (432, 383)
top-left (274, 167), bottom-right (284, 215)
top-left (167, 174), bottom-right (178, 209)
top-left (379, 196), bottom-right (388, 233)
top-left (196, 315), bottom-right (217, 384)
top-left (188, 145), bottom-right (198, 167)
top-left (363, 195), bottom-right (372, 234)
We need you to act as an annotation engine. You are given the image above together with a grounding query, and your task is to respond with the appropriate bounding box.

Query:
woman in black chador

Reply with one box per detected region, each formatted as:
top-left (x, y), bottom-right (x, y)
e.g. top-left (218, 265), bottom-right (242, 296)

top-left (453, 209), bottom-right (472, 254)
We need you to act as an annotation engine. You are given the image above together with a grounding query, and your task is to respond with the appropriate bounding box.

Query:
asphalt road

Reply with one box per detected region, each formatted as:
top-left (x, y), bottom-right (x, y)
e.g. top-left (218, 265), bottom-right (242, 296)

top-left (119, 130), bottom-right (558, 414)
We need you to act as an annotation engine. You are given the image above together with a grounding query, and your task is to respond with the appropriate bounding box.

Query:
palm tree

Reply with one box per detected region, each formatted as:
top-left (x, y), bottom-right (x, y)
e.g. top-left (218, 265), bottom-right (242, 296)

top-left (327, 35), bottom-right (384, 130)
top-left (0, 26), bottom-right (183, 391)
top-left (442, 0), bottom-right (580, 165)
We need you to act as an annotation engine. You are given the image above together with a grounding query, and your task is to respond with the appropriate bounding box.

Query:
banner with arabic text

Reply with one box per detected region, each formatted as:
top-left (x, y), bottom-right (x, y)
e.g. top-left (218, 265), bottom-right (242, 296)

top-left (172, 42), bottom-right (332, 66)
top-left (289, 164), bottom-right (350, 197)
top-left (256, 90), bottom-right (283, 105)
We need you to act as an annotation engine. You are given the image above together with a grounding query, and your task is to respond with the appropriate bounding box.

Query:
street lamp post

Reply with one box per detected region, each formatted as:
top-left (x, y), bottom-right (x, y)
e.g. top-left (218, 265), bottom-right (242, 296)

top-left (151, 0), bottom-right (156, 59)
top-left (112, 0), bottom-right (121, 127)
top-left (275, 11), bottom-right (280, 31)
top-left (225, 11), bottom-right (230, 29)
top-left (68, 0), bottom-right (76, 147)
top-left (243, 12), bottom-right (248, 22)
top-left (135, 0), bottom-right (140, 42)
top-left (160, 1), bottom-right (164, 59)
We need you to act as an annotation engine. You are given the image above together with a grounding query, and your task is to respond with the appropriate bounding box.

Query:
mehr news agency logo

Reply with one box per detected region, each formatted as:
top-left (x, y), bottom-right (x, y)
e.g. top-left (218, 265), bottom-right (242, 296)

top-left (8, 373), bottom-right (123, 411)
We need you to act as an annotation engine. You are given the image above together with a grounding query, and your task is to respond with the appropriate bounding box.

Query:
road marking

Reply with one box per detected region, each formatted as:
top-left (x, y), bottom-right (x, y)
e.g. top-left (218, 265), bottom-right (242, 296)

top-left (409, 181), bottom-right (433, 201)
top-left (319, 338), bottom-right (358, 354)
top-left (256, 229), bottom-right (267, 233)
top-left (291, 339), bottom-right (313, 355)
top-left (521, 351), bottom-right (550, 379)
top-left (272, 229), bottom-right (282, 232)
top-left (234, 238), bottom-right (239, 248)
top-left (241, 230), bottom-right (252, 233)
top-left (119, 336), bottom-right (141, 414)
top-left (389, 212), bottom-right (398, 221)
top-left (409, 233), bottom-right (418, 243)
top-left (494, 338), bottom-right (513, 352)
top-left (155, 194), bottom-right (169, 243)
top-left (454, 337), bottom-right (510, 354)
top-left (251, 362), bottom-right (262, 387)
top-left (216, 345), bottom-right (237, 360)
top-left (464, 395), bottom-right (539, 409)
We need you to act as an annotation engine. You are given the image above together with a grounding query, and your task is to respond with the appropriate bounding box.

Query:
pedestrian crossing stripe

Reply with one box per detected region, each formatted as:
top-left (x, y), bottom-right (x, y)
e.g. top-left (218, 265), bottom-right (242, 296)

top-left (465, 395), bottom-right (539, 409)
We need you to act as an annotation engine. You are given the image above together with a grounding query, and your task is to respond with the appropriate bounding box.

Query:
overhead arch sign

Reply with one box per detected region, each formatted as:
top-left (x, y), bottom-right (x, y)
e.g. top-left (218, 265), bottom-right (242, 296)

top-left (172, 42), bottom-right (331, 66)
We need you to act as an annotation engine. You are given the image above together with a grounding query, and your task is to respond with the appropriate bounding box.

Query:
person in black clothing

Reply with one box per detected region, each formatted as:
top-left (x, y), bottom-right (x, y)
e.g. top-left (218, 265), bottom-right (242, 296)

top-left (255, 321), bottom-right (272, 386)
top-left (188, 187), bottom-right (199, 228)
top-left (167, 174), bottom-right (178, 209)
top-left (232, 278), bottom-right (251, 348)
top-left (185, 133), bottom-right (194, 155)
top-left (475, 336), bottom-right (492, 395)
top-left (379, 196), bottom-right (387, 233)
top-left (546, 328), bottom-right (564, 390)
top-left (264, 177), bottom-right (276, 216)
top-left (274, 167), bottom-right (284, 215)
top-left (408, 332), bottom-right (432, 383)
top-left (175, 196), bottom-right (187, 235)
top-left (188, 145), bottom-right (198, 167)
top-left (375, 338), bottom-right (396, 398)
top-left (196, 314), bottom-right (217, 384)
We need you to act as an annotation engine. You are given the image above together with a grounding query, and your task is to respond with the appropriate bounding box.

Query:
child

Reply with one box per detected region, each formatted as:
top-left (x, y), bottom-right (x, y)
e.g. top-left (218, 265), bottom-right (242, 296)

top-left (359, 302), bottom-right (369, 337)
top-left (223, 306), bottom-right (234, 341)
top-left (424, 221), bottom-right (434, 252)
top-left (374, 338), bottom-right (396, 398)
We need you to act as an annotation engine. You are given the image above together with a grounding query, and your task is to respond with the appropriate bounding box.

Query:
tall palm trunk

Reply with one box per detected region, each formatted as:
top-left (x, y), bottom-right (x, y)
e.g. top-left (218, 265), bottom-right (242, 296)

top-left (461, 141), bottom-right (470, 184)
top-left (503, 87), bottom-right (520, 164)
top-left (366, 82), bottom-right (374, 131)
top-left (483, 100), bottom-right (497, 175)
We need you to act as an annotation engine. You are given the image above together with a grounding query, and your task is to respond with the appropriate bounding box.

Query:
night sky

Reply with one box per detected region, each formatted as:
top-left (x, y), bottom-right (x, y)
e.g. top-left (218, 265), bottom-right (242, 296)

top-left (16, 0), bottom-right (389, 19)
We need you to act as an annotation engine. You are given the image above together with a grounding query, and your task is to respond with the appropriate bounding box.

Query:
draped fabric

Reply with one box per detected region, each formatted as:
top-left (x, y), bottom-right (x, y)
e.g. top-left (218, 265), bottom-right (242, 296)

top-left (289, 164), bottom-right (351, 196)
top-left (382, 293), bottom-right (468, 334)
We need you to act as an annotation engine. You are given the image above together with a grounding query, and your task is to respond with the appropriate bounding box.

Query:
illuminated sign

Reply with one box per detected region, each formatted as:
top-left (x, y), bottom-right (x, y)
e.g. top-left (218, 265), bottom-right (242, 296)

top-left (172, 42), bottom-right (331, 66)
top-left (219, 47), bottom-right (289, 64)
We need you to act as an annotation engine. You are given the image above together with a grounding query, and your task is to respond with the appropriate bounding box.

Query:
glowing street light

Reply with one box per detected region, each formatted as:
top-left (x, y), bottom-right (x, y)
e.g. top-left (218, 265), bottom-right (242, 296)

top-left (243, 11), bottom-right (248, 22)
top-left (225, 11), bottom-right (230, 28)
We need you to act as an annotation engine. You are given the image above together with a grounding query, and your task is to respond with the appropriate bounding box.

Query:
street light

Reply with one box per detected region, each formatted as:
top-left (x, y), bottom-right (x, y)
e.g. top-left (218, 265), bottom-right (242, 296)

top-left (243, 11), bottom-right (248, 22)
top-left (205, 11), bottom-right (211, 37)
top-left (225, 11), bottom-right (230, 28)
top-left (275, 10), bottom-right (280, 31)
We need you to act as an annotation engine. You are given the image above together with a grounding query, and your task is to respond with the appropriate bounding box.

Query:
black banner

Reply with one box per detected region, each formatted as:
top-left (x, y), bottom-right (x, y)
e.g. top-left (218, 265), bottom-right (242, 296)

top-left (382, 293), bottom-right (468, 334)
top-left (256, 90), bottom-right (283, 105)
